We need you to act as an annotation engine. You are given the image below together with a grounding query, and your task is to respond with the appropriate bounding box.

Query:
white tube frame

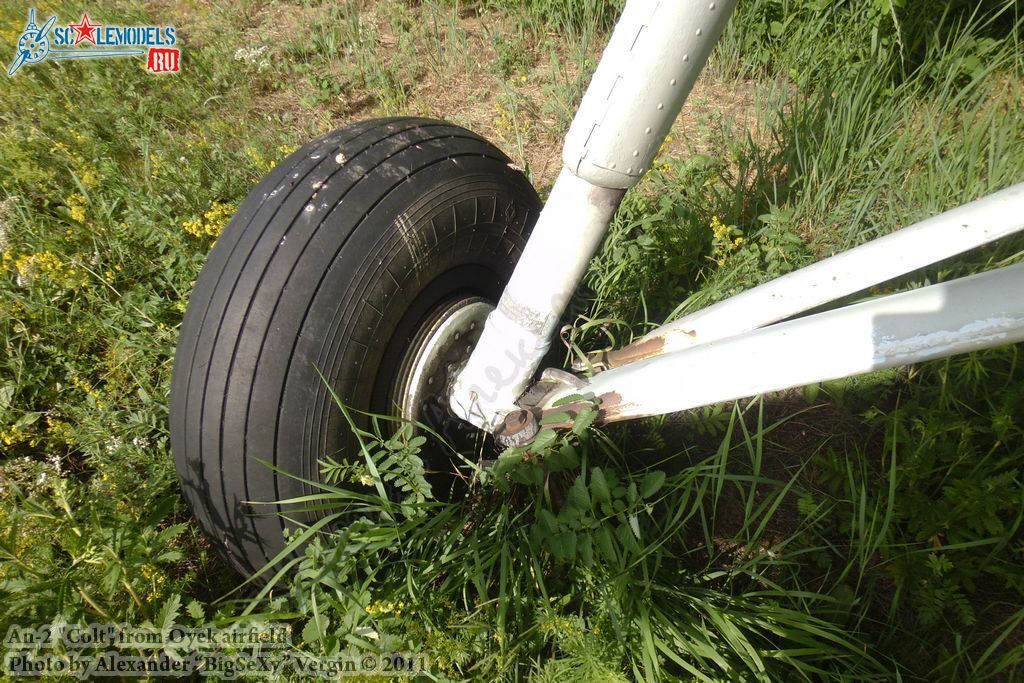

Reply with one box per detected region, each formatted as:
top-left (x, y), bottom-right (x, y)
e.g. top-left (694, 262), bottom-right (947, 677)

top-left (595, 183), bottom-right (1024, 368)
top-left (541, 264), bottom-right (1024, 421)
top-left (451, 0), bottom-right (1024, 431)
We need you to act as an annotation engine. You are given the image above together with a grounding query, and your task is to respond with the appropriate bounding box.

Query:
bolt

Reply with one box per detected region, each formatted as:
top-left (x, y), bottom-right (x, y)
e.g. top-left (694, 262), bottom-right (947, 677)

top-left (496, 409), bottom-right (539, 448)
top-left (504, 409), bottom-right (531, 433)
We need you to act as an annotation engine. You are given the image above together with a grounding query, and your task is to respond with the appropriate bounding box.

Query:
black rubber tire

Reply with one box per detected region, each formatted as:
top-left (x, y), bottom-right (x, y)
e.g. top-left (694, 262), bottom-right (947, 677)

top-left (169, 118), bottom-right (540, 577)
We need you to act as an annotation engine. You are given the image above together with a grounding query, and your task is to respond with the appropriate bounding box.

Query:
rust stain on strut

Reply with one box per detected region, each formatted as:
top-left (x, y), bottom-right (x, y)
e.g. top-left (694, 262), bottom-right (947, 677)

top-left (533, 391), bottom-right (625, 429)
top-left (594, 335), bottom-right (668, 369)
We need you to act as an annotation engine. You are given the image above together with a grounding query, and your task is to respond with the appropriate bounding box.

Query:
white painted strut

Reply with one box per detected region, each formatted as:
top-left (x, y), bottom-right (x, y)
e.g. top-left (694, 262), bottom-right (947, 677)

top-left (451, 0), bottom-right (739, 430)
top-left (597, 183), bottom-right (1024, 367)
top-left (545, 264), bottom-right (1024, 422)
top-left (449, 171), bottom-right (624, 429)
top-left (562, 0), bottom-right (740, 189)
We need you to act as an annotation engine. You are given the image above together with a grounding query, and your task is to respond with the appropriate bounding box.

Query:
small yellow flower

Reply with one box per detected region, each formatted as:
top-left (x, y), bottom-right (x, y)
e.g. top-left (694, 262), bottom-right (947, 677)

top-left (0, 426), bottom-right (27, 446)
top-left (12, 251), bottom-right (88, 289)
top-left (46, 419), bottom-right (75, 447)
top-left (244, 146), bottom-right (280, 174)
top-left (182, 201), bottom-right (236, 238)
top-left (149, 152), bottom-right (163, 179)
top-left (80, 168), bottom-right (99, 189)
top-left (710, 216), bottom-right (744, 266)
top-left (72, 375), bottom-right (94, 394)
top-left (66, 193), bottom-right (87, 222)
top-left (711, 215), bottom-right (730, 241)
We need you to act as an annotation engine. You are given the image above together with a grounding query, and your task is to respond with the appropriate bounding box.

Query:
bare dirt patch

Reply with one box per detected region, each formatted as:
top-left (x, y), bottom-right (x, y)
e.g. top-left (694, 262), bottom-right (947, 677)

top-left (146, 0), bottom-right (769, 193)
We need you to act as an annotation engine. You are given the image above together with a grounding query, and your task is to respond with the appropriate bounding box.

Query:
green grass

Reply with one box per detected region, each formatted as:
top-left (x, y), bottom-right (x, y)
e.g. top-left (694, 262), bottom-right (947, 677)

top-left (1, 0), bottom-right (1023, 680)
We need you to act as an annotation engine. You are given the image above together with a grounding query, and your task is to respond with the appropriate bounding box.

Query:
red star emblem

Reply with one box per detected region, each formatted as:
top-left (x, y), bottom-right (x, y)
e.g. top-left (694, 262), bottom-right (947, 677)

top-left (68, 12), bottom-right (100, 45)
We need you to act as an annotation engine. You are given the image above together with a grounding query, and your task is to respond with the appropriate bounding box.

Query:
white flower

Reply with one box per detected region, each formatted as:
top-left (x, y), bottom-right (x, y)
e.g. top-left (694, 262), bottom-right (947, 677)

top-left (233, 45), bottom-right (270, 72)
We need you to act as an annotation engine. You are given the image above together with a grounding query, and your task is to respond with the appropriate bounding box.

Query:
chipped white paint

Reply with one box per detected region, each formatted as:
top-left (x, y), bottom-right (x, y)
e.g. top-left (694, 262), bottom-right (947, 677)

top-left (873, 317), bottom-right (1018, 365)
top-left (543, 264), bottom-right (1024, 421)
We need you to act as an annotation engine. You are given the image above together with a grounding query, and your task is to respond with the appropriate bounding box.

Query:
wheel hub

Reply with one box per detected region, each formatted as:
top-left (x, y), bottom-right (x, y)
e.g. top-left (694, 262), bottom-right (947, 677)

top-left (393, 297), bottom-right (492, 440)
